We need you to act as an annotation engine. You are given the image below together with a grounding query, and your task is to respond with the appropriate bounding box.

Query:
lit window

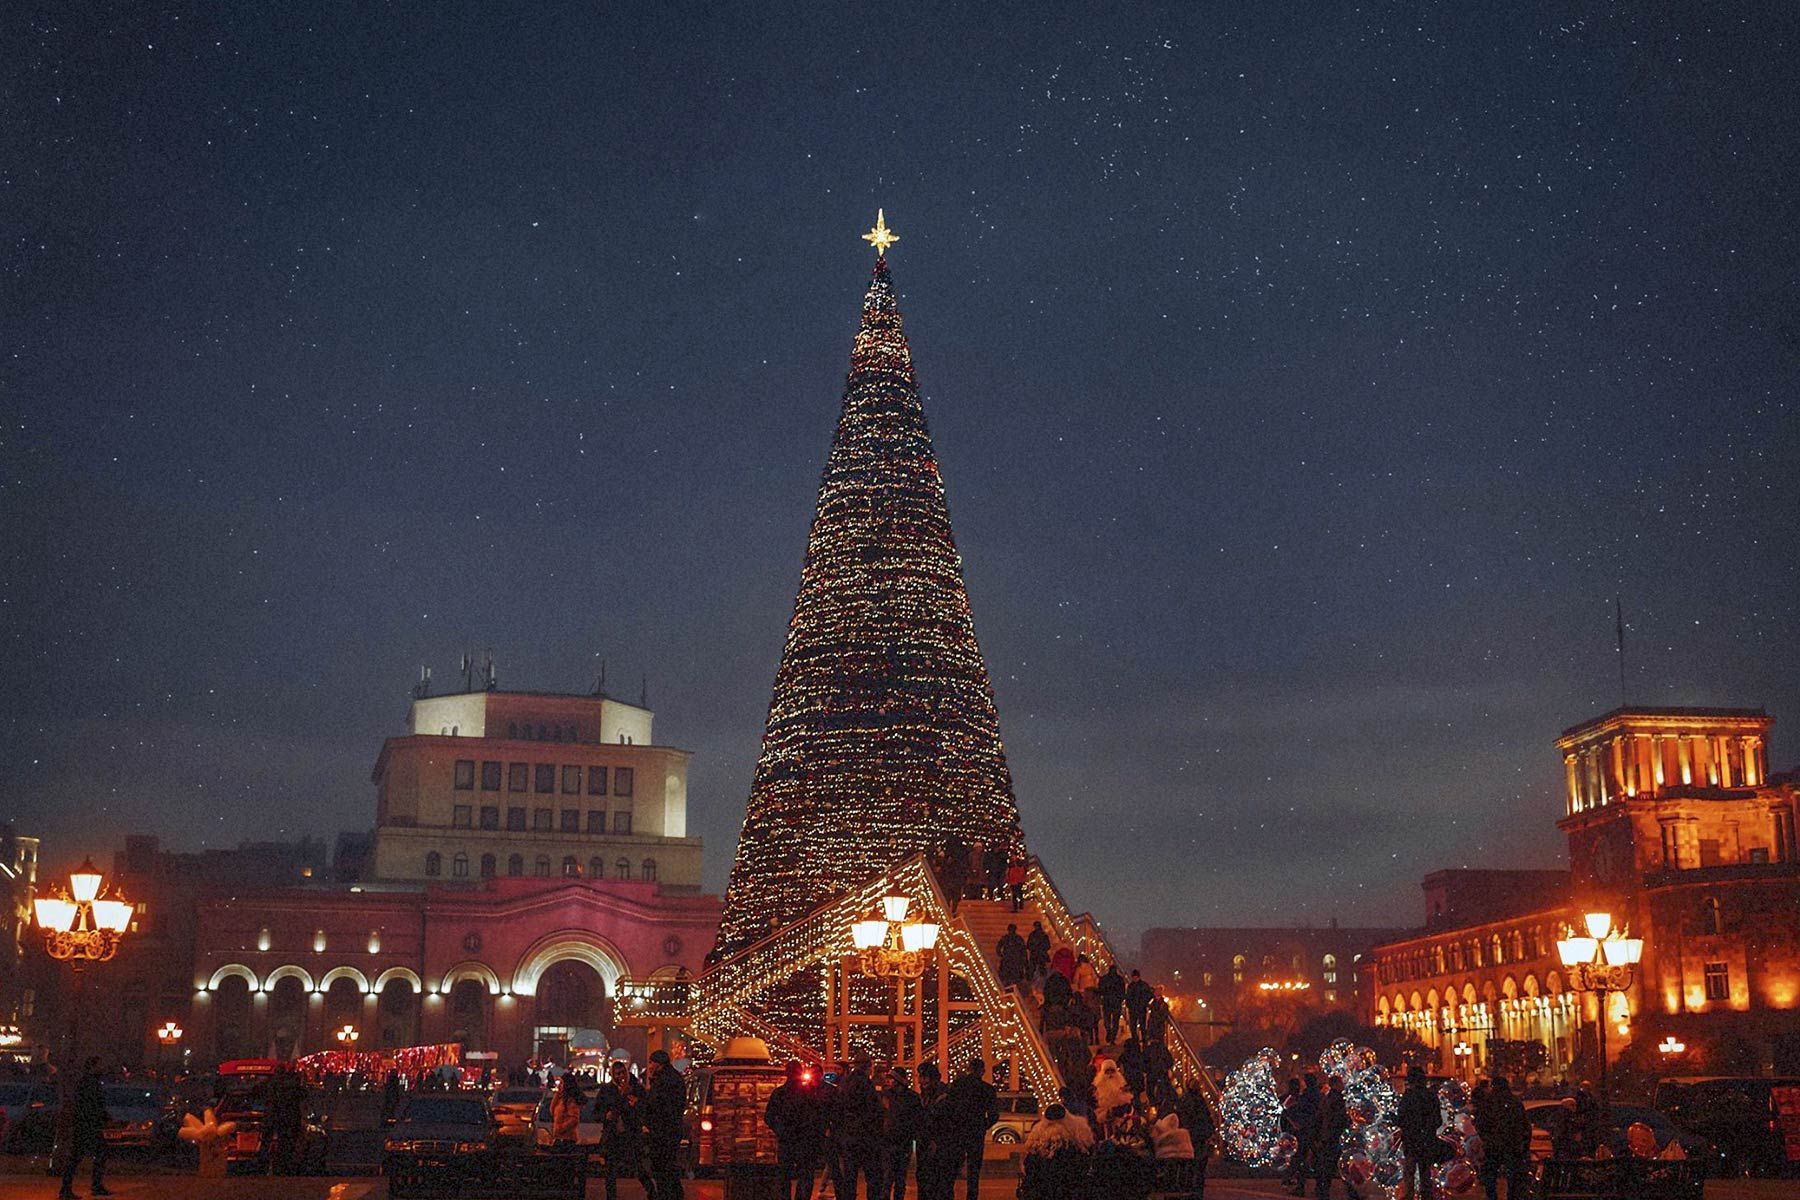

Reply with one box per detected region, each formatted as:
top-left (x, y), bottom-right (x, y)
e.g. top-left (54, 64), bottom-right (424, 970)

top-left (562, 855), bottom-right (580, 877)
top-left (1703, 961), bottom-right (1729, 1001)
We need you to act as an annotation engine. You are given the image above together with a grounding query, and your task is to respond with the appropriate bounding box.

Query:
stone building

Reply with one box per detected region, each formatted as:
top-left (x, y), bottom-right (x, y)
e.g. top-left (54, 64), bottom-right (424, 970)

top-left (1, 826), bottom-right (40, 1048)
top-left (1366, 705), bottom-right (1800, 1079)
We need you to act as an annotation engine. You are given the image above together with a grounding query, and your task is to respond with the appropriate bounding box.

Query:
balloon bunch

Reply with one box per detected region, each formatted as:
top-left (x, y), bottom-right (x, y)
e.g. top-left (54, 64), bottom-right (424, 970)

top-left (1430, 1077), bottom-right (1482, 1196)
top-left (1219, 1046), bottom-right (1296, 1169)
top-left (1324, 1039), bottom-right (1406, 1198)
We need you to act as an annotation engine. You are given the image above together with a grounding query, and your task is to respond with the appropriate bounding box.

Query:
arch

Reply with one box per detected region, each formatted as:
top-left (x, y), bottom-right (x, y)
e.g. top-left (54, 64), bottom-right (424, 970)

top-left (1501, 975), bottom-right (1519, 999)
top-left (1544, 970), bottom-right (1562, 996)
top-left (510, 930), bottom-right (629, 997)
top-left (1522, 974), bottom-right (1541, 998)
top-left (1377, 996), bottom-right (1391, 1017)
top-left (206, 963), bottom-right (261, 992)
top-left (440, 960), bottom-right (503, 996)
top-left (374, 966), bottom-right (424, 994)
top-left (263, 964), bottom-right (317, 993)
top-left (1462, 982), bottom-right (1478, 1004)
top-left (319, 965), bottom-right (372, 994)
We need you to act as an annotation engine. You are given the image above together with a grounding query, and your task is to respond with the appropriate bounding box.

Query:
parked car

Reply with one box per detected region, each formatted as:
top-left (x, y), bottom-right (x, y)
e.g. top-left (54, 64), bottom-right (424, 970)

top-left (100, 1083), bottom-right (173, 1151)
top-left (384, 1094), bottom-right (496, 1164)
top-left (1654, 1076), bottom-right (1800, 1177)
top-left (0, 1082), bottom-right (57, 1152)
top-left (1524, 1099), bottom-right (1711, 1164)
top-left (987, 1092), bottom-right (1041, 1151)
top-left (489, 1087), bottom-right (542, 1145)
top-left (213, 1063), bottom-right (326, 1174)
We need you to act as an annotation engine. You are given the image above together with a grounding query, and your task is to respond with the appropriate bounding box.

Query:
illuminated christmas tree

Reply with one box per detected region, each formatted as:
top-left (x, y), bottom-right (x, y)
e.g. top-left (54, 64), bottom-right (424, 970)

top-left (716, 213), bottom-right (1027, 955)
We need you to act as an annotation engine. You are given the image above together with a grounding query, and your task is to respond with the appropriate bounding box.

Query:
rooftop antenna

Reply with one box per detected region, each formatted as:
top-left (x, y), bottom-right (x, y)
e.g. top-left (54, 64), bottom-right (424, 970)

top-left (484, 647), bottom-right (497, 691)
top-left (640, 673), bottom-right (649, 709)
top-left (1614, 595), bottom-right (1628, 709)
top-left (593, 659), bottom-right (609, 698)
top-left (415, 665), bottom-right (432, 699)
top-left (460, 651), bottom-right (474, 693)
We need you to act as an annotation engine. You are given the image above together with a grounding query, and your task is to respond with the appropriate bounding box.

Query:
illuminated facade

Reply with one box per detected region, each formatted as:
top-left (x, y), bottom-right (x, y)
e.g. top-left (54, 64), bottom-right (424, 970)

top-left (1367, 705), bottom-right (1800, 1078)
top-left (1, 826), bottom-right (40, 1041)
top-left (371, 688), bottom-right (702, 890)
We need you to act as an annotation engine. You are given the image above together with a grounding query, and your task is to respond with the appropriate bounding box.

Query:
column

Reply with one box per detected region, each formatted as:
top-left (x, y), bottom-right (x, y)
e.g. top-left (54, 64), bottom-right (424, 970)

top-left (1651, 736), bottom-right (1665, 788)
top-left (1677, 737), bottom-right (1692, 785)
top-left (1565, 756), bottom-right (1580, 814)
top-left (1745, 737), bottom-right (1761, 786)
top-left (1610, 737), bottom-right (1626, 801)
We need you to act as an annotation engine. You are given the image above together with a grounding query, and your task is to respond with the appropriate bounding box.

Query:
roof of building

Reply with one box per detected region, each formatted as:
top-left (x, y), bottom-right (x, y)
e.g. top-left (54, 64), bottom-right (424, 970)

top-left (1557, 705), bottom-right (1769, 740)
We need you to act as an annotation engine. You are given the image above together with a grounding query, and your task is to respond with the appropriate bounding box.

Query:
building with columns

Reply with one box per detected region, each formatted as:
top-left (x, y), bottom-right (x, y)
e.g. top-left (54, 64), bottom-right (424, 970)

top-left (1366, 704), bottom-right (1800, 1080)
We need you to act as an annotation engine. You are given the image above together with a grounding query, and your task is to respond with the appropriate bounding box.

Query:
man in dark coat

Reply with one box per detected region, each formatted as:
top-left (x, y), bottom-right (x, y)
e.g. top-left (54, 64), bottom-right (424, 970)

top-left (995, 925), bottom-right (1029, 989)
top-left (945, 1058), bottom-right (999, 1200)
top-left (1123, 970), bottom-right (1155, 1046)
top-left (1397, 1068), bottom-right (1442, 1200)
top-left (58, 1057), bottom-right (110, 1200)
top-left (1097, 963), bottom-right (1127, 1044)
top-left (831, 1057), bottom-right (885, 1200)
top-left (593, 1059), bottom-right (656, 1200)
top-left (982, 844), bottom-right (1008, 901)
top-left (767, 1061), bottom-right (828, 1200)
top-left (1473, 1075), bottom-right (1530, 1200)
top-left (1024, 923), bottom-right (1051, 981)
top-left (264, 1063), bottom-right (308, 1175)
top-left (1145, 986), bottom-right (1172, 1044)
top-left (643, 1050), bottom-right (686, 1200)
top-left (1283, 1073), bottom-right (1321, 1197)
top-left (1314, 1074), bottom-right (1349, 1198)
top-left (879, 1067), bottom-right (923, 1200)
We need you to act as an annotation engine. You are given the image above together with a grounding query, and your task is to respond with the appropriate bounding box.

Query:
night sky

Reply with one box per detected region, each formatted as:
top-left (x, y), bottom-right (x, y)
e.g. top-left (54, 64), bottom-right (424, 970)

top-left (6, 4), bottom-right (1797, 943)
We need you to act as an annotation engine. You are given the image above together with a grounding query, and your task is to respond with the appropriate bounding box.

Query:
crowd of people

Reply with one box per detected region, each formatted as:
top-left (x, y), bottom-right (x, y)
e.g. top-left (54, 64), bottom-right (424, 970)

top-left (763, 1053), bottom-right (999, 1200)
top-left (1015, 1057), bottom-right (1214, 1200)
top-left (932, 836), bottom-right (1029, 914)
top-left (540, 1050), bottom-right (687, 1200)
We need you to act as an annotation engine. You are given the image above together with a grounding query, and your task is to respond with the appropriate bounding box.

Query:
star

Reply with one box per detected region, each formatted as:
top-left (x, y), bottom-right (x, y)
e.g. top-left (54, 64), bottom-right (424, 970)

top-left (862, 209), bottom-right (899, 256)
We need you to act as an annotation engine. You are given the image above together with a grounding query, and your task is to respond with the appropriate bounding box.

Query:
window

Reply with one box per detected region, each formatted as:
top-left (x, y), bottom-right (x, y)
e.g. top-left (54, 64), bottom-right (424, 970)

top-left (1749, 847), bottom-right (1770, 864)
top-left (534, 855), bottom-right (551, 878)
top-left (425, 852), bottom-right (442, 877)
top-left (507, 854), bottom-right (524, 877)
top-left (616, 858), bottom-right (632, 880)
top-left (535, 764), bottom-right (556, 794)
top-left (1324, 953), bottom-right (1339, 985)
top-left (562, 855), bottom-right (580, 877)
top-left (1232, 954), bottom-right (1245, 984)
top-left (614, 767), bottom-right (634, 797)
top-left (454, 760), bottom-right (475, 790)
top-left (482, 761), bottom-right (502, 791)
top-left (561, 809), bottom-right (580, 833)
top-left (507, 807), bottom-right (526, 831)
top-left (1703, 896), bottom-right (1724, 936)
top-left (452, 805), bottom-right (472, 829)
top-left (534, 808), bottom-right (553, 832)
top-left (587, 766), bottom-right (608, 796)
top-left (641, 858), bottom-right (657, 882)
top-left (479, 806), bottom-right (500, 830)
top-left (452, 852), bottom-right (469, 878)
top-left (587, 810), bottom-right (605, 833)
top-left (479, 854), bottom-right (496, 878)
top-left (614, 811), bottom-right (633, 835)
top-left (1703, 961), bottom-right (1729, 1001)
top-left (589, 856), bottom-right (604, 880)
top-left (509, 763), bottom-right (529, 792)
top-left (563, 766), bottom-right (582, 794)
top-left (1202, 972), bottom-right (1213, 987)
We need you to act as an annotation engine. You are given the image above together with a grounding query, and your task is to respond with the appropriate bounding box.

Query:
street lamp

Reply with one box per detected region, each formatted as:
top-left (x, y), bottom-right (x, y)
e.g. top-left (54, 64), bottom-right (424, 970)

top-left (156, 1021), bottom-right (183, 1075)
top-left (849, 895), bottom-right (940, 1065)
top-left (1658, 1035), bottom-right (1685, 1057)
top-left (1453, 1040), bottom-right (1474, 1078)
top-left (1556, 910), bottom-right (1643, 1124)
top-left (33, 858), bottom-right (134, 963)
top-left (336, 1024), bottom-right (360, 1046)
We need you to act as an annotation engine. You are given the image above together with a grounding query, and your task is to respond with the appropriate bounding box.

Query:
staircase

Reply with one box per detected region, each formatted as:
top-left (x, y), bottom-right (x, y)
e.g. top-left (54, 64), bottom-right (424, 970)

top-left (956, 898), bottom-right (1048, 977)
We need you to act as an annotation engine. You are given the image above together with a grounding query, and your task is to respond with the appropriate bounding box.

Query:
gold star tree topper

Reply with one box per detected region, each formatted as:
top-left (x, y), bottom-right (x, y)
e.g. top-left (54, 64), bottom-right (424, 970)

top-left (862, 209), bottom-right (899, 256)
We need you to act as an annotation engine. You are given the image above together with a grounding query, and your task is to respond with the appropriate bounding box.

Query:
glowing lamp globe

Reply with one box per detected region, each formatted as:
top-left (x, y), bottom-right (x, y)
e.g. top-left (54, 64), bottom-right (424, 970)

top-left (34, 896), bottom-right (78, 933)
top-left (92, 899), bottom-right (135, 934)
top-left (1557, 936), bottom-right (1598, 968)
top-left (70, 860), bottom-right (104, 904)
top-left (1584, 912), bottom-right (1614, 940)
top-left (852, 919), bottom-right (888, 950)
top-left (881, 895), bottom-right (910, 923)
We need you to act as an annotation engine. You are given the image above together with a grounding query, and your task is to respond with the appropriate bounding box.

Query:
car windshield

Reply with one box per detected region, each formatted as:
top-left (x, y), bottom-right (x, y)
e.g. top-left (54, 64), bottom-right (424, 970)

top-left (495, 1089), bottom-right (541, 1105)
top-left (401, 1097), bottom-right (487, 1125)
top-left (102, 1086), bottom-right (165, 1108)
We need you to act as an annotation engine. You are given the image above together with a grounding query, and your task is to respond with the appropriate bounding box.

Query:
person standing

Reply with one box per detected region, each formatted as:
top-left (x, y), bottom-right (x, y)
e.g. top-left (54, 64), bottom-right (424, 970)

top-left (265, 1062), bottom-right (308, 1174)
top-left (1283, 1074), bottom-right (1321, 1197)
top-left (767, 1061), bottom-right (828, 1200)
top-left (981, 843), bottom-right (1008, 902)
top-left (1005, 854), bottom-right (1027, 912)
top-left (945, 1058), bottom-right (999, 1200)
top-left (1145, 986), bottom-right (1172, 1045)
top-left (879, 1067), bottom-right (922, 1200)
top-left (58, 1058), bottom-right (110, 1200)
top-left (1397, 1067), bottom-right (1442, 1200)
top-left (832, 1057), bottom-right (885, 1200)
top-left (643, 1050), bottom-right (686, 1200)
top-left (1025, 923), bottom-right (1052, 981)
top-left (1176, 1081), bottom-right (1216, 1199)
top-left (550, 1073), bottom-right (585, 1146)
top-left (1314, 1075), bottom-right (1348, 1199)
top-left (1123, 970), bottom-right (1155, 1046)
top-left (593, 1059), bottom-right (656, 1200)
top-left (1097, 964), bottom-right (1126, 1044)
top-left (1072, 955), bottom-right (1099, 1004)
top-left (1474, 1075), bottom-right (1530, 1200)
top-left (995, 925), bottom-right (1028, 989)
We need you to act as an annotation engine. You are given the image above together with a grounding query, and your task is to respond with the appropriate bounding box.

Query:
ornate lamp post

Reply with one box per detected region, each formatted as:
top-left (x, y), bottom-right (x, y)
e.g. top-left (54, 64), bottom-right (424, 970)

top-left (335, 1024), bottom-right (360, 1046)
top-left (156, 1021), bottom-right (184, 1075)
top-left (1453, 1040), bottom-right (1474, 1080)
top-left (1556, 910), bottom-right (1643, 1124)
top-left (34, 858), bottom-right (134, 1167)
top-left (848, 895), bottom-right (939, 1063)
top-left (1658, 1035), bottom-right (1685, 1058)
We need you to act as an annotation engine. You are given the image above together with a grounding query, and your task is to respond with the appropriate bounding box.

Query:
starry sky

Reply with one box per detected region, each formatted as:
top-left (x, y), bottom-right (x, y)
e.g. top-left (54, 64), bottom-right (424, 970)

top-left (6, 3), bottom-right (1797, 943)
